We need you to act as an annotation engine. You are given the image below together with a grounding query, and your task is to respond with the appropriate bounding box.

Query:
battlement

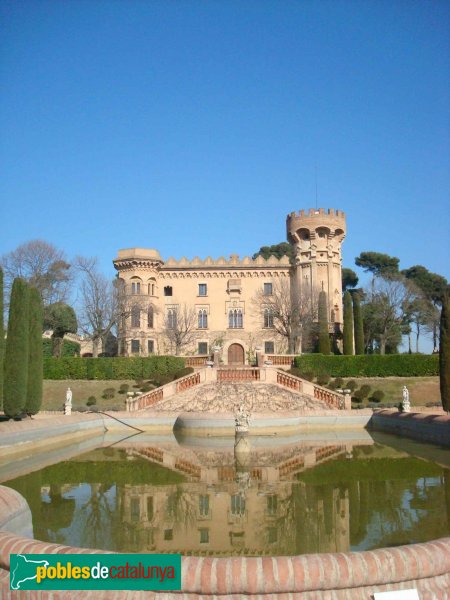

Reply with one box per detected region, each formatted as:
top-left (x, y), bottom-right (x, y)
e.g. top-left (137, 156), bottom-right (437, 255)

top-left (286, 208), bottom-right (346, 239)
top-left (163, 254), bottom-right (290, 269)
top-left (287, 207), bottom-right (346, 220)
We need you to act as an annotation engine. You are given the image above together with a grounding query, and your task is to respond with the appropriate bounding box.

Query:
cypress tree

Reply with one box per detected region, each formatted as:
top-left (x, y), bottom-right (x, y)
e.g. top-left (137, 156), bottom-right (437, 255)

top-left (318, 291), bottom-right (331, 354)
top-left (440, 292), bottom-right (449, 412)
top-left (26, 287), bottom-right (43, 415)
top-left (0, 268), bottom-right (4, 409)
top-left (343, 291), bottom-right (354, 355)
top-left (4, 278), bottom-right (30, 417)
top-left (353, 292), bottom-right (365, 355)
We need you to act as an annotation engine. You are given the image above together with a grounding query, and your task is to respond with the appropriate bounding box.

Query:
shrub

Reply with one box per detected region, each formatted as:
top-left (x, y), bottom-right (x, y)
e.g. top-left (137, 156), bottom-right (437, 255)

top-left (42, 338), bottom-right (80, 357)
top-left (86, 396), bottom-right (97, 406)
top-left (370, 390), bottom-right (385, 403)
top-left (140, 384), bottom-right (153, 393)
top-left (118, 384), bottom-right (129, 394)
top-left (316, 373), bottom-right (330, 386)
top-left (102, 387), bottom-right (115, 399)
top-left (358, 384), bottom-right (372, 399)
top-left (43, 355), bottom-right (185, 380)
top-left (334, 377), bottom-right (344, 389)
top-left (352, 389), bottom-right (365, 402)
top-left (345, 380), bottom-right (358, 392)
top-left (293, 354), bottom-right (439, 377)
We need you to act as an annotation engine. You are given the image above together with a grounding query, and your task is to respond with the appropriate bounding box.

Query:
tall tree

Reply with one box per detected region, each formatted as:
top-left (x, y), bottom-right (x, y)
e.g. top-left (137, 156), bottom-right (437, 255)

top-left (252, 278), bottom-right (317, 353)
top-left (440, 293), bottom-right (449, 412)
top-left (1, 240), bottom-right (71, 306)
top-left (342, 268), bottom-right (359, 292)
top-left (3, 278), bottom-right (30, 417)
top-left (352, 292), bottom-right (365, 355)
top-left (402, 265), bottom-right (448, 352)
top-left (44, 302), bottom-right (78, 357)
top-left (252, 242), bottom-right (294, 262)
top-left (26, 287), bottom-right (43, 415)
top-left (75, 256), bottom-right (130, 357)
top-left (0, 267), bottom-right (4, 408)
top-left (163, 304), bottom-right (198, 355)
top-left (355, 252), bottom-right (400, 293)
top-left (318, 291), bottom-right (331, 354)
top-left (343, 291), bottom-right (354, 355)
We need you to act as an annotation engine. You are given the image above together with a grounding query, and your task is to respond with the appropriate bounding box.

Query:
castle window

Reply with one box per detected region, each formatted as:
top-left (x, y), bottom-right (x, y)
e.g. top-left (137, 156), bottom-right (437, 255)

top-left (264, 341), bottom-right (274, 354)
top-left (198, 342), bottom-right (208, 355)
top-left (147, 340), bottom-right (154, 354)
top-left (147, 497), bottom-right (154, 520)
top-left (147, 306), bottom-right (154, 328)
top-left (267, 495), bottom-right (278, 515)
top-left (164, 286), bottom-right (173, 296)
top-left (164, 529), bottom-right (173, 541)
top-left (130, 497), bottom-right (140, 522)
top-left (199, 528), bottom-right (209, 544)
top-left (263, 282), bottom-right (273, 296)
top-left (131, 281), bottom-right (141, 295)
top-left (199, 494), bottom-right (209, 516)
top-left (264, 308), bottom-right (274, 328)
top-left (198, 309), bottom-right (208, 329)
top-left (148, 283), bottom-right (155, 295)
top-left (131, 305), bottom-right (140, 328)
top-left (198, 283), bottom-right (207, 296)
top-left (231, 494), bottom-right (245, 515)
top-left (167, 309), bottom-right (177, 330)
top-left (131, 339), bottom-right (140, 354)
top-left (228, 309), bottom-right (243, 328)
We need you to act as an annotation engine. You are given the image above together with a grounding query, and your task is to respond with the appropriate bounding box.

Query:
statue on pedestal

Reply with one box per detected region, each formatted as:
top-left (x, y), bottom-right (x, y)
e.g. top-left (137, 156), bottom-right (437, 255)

top-left (402, 386), bottom-right (411, 413)
top-left (64, 387), bottom-right (72, 416)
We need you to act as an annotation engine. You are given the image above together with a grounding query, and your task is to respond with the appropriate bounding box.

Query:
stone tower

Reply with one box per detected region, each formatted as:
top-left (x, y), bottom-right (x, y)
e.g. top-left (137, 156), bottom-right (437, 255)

top-left (286, 208), bottom-right (346, 328)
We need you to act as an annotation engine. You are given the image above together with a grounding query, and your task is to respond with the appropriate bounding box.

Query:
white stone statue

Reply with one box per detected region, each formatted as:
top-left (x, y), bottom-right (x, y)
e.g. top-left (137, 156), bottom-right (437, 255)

top-left (402, 386), bottom-right (410, 413)
top-left (64, 387), bottom-right (72, 416)
top-left (235, 404), bottom-right (250, 433)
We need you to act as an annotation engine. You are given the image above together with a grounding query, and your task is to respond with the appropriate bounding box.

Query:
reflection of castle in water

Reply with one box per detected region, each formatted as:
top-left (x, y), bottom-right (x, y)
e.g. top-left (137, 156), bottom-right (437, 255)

top-left (117, 438), bottom-right (352, 556)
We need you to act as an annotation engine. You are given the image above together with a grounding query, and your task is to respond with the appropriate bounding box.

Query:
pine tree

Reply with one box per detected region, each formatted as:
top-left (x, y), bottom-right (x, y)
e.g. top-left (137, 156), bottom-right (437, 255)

top-left (440, 292), bottom-right (449, 412)
top-left (318, 291), bottom-right (331, 354)
top-left (353, 292), bottom-right (365, 355)
top-left (343, 291), bottom-right (354, 355)
top-left (3, 278), bottom-right (30, 417)
top-left (26, 286), bottom-right (43, 415)
top-left (0, 267), bottom-right (4, 409)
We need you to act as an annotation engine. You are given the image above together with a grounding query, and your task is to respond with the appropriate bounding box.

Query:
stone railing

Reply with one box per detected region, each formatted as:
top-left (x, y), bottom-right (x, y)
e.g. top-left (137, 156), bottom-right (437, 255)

top-left (267, 354), bottom-right (295, 366)
top-left (276, 371), bottom-right (302, 392)
top-left (182, 355), bottom-right (209, 367)
top-left (314, 384), bottom-right (346, 409)
top-left (217, 368), bottom-right (260, 381)
top-left (176, 372), bottom-right (201, 392)
top-left (126, 370), bottom-right (203, 411)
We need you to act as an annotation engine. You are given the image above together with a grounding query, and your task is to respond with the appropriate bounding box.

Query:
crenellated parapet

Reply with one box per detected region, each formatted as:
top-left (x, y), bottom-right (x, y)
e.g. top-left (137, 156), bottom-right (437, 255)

top-left (113, 248), bottom-right (164, 272)
top-left (163, 254), bottom-right (290, 269)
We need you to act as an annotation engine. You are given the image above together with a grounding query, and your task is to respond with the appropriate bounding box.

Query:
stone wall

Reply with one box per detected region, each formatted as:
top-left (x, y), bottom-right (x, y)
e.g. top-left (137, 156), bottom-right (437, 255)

top-left (371, 409), bottom-right (450, 446)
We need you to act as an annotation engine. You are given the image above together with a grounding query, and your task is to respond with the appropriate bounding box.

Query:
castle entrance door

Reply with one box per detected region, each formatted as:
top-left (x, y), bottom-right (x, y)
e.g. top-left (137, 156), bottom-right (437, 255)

top-left (228, 343), bottom-right (245, 365)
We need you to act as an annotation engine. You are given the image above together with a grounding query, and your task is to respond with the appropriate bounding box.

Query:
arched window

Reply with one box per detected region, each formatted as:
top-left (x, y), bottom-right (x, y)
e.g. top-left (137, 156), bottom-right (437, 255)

top-left (131, 279), bottom-right (141, 295)
top-left (131, 305), bottom-right (140, 328)
top-left (148, 283), bottom-right (155, 295)
top-left (228, 309), bottom-right (243, 328)
top-left (148, 306), bottom-right (154, 329)
top-left (198, 309), bottom-right (208, 329)
top-left (167, 309), bottom-right (177, 330)
top-left (264, 308), bottom-right (274, 328)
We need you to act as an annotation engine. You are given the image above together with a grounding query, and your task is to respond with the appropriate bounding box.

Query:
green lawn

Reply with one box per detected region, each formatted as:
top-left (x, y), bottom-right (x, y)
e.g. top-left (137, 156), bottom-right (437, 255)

top-left (347, 376), bottom-right (440, 408)
top-left (42, 380), bottom-right (140, 411)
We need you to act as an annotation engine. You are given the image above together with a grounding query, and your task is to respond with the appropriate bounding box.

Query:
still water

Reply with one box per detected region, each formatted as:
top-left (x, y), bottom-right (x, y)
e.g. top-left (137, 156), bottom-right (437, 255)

top-left (2, 431), bottom-right (450, 556)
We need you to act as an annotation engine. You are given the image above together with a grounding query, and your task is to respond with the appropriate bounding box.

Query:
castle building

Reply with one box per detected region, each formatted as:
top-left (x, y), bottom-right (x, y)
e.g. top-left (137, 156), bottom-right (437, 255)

top-left (113, 208), bottom-right (346, 363)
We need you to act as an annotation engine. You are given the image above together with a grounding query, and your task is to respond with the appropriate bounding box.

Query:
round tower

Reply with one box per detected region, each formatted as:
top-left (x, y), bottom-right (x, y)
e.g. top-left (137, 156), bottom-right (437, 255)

top-left (113, 248), bottom-right (164, 356)
top-left (286, 208), bottom-right (346, 328)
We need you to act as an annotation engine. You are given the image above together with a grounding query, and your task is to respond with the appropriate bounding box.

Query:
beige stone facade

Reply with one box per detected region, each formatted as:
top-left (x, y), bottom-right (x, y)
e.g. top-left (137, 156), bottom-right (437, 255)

top-left (113, 208), bottom-right (346, 363)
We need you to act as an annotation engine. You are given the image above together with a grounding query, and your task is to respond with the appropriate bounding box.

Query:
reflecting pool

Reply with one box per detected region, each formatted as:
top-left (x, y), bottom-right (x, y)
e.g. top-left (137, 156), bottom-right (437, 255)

top-left (2, 431), bottom-right (450, 556)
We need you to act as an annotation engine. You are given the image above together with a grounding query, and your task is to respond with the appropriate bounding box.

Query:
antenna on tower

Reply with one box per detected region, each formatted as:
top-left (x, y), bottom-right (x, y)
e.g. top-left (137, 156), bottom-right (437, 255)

top-left (315, 164), bottom-right (318, 210)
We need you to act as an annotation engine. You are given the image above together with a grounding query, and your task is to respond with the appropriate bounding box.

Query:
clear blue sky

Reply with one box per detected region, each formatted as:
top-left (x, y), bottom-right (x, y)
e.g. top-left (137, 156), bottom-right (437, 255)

top-left (1, 0), bottom-right (449, 285)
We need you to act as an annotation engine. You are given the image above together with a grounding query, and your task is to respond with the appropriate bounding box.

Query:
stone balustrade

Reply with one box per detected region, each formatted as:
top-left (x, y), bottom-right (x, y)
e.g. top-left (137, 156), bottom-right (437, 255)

top-left (267, 354), bottom-right (295, 366)
top-left (181, 355), bottom-right (209, 367)
top-left (276, 371), bottom-right (302, 391)
top-left (217, 368), bottom-right (260, 381)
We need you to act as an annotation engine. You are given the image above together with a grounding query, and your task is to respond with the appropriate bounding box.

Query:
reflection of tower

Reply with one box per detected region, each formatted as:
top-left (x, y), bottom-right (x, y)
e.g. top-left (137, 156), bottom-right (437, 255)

top-left (286, 208), bottom-right (346, 334)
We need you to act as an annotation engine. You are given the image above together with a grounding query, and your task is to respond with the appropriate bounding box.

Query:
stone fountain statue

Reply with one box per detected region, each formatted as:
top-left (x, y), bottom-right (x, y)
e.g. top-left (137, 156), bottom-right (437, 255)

top-left (402, 386), bottom-right (411, 413)
top-left (64, 387), bottom-right (72, 416)
top-left (235, 403), bottom-right (250, 433)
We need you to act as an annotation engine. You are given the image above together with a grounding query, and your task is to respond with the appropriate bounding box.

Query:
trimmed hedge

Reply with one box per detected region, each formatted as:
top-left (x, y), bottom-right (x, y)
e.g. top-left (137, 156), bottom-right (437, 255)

top-left (42, 338), bottom-right (80, 357)
top-left (293, 354), bottom-right (439, 377)
top-left (43, 355), bottom-right (185, 380)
